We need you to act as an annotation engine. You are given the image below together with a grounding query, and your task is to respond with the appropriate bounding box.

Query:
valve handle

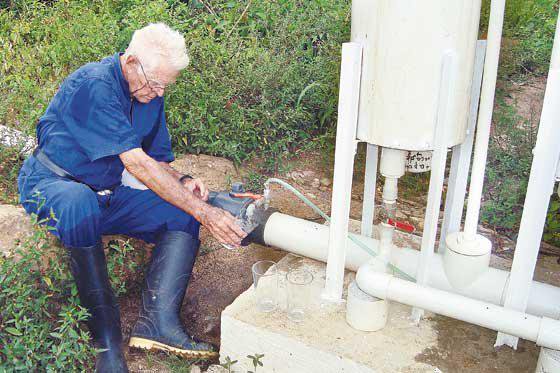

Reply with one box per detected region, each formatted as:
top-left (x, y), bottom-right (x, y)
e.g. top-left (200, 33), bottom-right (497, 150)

top-left (387, 218), bottom-right (416, 233)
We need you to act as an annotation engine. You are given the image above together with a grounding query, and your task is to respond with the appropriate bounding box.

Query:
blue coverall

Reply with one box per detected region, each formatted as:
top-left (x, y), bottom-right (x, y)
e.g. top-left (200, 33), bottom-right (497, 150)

top-left (17, 53), bottom-right (199, 248)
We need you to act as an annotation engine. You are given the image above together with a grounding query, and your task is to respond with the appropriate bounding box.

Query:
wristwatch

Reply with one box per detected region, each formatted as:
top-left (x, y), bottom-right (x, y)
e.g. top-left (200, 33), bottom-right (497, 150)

top-left (179, 174), bottom-right (193, 184)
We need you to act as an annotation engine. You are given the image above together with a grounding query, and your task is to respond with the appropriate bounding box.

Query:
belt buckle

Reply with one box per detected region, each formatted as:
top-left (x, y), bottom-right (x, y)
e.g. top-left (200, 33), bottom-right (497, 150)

top-left (97, 189), bottom-right (113, 196)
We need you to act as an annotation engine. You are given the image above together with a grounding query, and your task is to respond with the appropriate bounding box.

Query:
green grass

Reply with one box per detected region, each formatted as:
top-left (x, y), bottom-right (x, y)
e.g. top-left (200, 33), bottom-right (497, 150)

top-left (0, 145), bottom-right (23, 204)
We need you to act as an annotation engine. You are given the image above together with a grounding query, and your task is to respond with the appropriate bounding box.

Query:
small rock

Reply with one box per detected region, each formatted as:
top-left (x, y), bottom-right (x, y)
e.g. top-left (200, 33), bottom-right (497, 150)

top-left (320, 178), bottom-right (332, 187)
top-left (206, 365), bottom-right (228, 373)
top-left (311, 178), bottom-right (321, 188)
top-left (0, 205), bottom-right (33, 257)
top-left (190, 365), bottom-right (202, 373)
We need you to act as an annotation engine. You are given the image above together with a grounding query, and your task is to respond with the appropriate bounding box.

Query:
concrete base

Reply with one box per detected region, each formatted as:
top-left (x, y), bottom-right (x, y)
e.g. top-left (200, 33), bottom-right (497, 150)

top-left (220, 254), bottom-right (440, 372)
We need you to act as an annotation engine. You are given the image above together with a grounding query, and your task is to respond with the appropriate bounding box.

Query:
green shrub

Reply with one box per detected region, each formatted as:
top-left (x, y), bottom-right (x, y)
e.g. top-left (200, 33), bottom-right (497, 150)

top-left (0, 203), bottom-right (142, 371)
top-left (482, 88), bottom-right (559, 245)
top-left (0, 145), bottom-right (24, 204)
top-left (481, 0), bottom-right (559, 78)
top-left (0, 212), bottom-right (95, 371)
top-left (0, 0), bottom-right (349, 169)
top-left (544, 195), bottom-right (560, 246)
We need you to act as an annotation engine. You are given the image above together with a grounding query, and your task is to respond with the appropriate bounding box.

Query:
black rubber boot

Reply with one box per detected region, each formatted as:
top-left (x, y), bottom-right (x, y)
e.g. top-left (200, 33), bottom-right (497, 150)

top-left (129, 231), bottom-right (217, 358)
top-left (68, 243), bottom-right (128, 373)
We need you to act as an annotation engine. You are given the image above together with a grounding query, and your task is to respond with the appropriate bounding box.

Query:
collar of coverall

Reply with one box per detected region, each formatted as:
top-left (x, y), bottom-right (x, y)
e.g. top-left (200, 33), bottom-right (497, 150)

top-left (113, 52), bottom-right (131, 99)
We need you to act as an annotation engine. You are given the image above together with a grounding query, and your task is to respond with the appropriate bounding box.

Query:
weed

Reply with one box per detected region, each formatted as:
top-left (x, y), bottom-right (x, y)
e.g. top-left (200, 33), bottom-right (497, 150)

top-left (220, 356), bottom-right (238, 373)
top-left (0, 0), bottom-right (350, 172)
top-left (0, 145), bottom-right (23, 204)
top-left (247, 353), bottom-right (265, 373)
top-left (481, 0), bottom-right (559, 79)
top-left (242, 171), bottom-right (267, 193)
top-left (219, 354), bottom-right (265, 373)
top-left (106, 238), bottom-right (144, 296)
top-left (0, 212), bottom-right (95, 371)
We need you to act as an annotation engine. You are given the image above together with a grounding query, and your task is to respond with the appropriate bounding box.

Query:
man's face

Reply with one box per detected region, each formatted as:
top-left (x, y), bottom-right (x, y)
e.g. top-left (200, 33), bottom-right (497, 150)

top-left (125, 56), bottom-right (179, 103)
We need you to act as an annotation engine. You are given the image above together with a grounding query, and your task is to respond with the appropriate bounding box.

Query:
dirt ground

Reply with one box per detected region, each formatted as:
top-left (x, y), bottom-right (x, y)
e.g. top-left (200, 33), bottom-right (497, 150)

top-left (112, 135), bottom-right (560, 372)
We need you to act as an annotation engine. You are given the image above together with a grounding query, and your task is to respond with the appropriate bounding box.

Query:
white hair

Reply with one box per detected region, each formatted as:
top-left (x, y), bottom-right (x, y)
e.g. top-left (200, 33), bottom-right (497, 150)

top-left (124, 23), bottom-right (190, 74)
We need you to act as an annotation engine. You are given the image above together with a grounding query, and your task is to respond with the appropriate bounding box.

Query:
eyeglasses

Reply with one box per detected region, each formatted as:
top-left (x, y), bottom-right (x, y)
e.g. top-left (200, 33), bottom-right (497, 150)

top-left (131, 59), bottom-right (169, 95)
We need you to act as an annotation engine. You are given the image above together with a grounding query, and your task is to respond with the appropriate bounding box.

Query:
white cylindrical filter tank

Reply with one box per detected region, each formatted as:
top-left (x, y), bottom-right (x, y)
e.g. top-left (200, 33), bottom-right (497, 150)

top-left (351, 0), bottom-right (482, 150)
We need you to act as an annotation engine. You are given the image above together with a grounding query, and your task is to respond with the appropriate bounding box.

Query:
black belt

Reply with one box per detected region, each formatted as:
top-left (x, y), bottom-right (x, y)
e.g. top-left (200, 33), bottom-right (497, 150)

top-left (33, 148), bottom-right (78, 181)
top-left (32, 148), bottom-right (112, 195)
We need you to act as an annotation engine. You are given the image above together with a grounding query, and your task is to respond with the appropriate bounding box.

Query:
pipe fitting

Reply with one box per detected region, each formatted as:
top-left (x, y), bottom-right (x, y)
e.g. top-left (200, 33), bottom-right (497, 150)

top-left (346, 281), bottom-right (388, 332)
top-left (380, 148), bottom-right (407, 178)
top-left (356, 263), bottom-right (391, 300)
top-left (382, 178), bottom-right (399, 203)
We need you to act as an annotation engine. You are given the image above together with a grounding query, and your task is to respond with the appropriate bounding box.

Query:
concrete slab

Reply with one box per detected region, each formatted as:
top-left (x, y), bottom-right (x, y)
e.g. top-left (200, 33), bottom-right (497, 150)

top-left (220, 254), bottom-right (440, 373)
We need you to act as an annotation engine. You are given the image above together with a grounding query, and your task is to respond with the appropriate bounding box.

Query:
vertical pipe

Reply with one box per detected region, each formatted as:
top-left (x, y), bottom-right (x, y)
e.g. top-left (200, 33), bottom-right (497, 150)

top-left (439, 41), bottom-right (487, 252)
top-left (464, 0), bottom-right (506, 237)
top-left (411, 51), bottom-right (456, 322)
top-left (361, 144), bottom-right (378, 238)
top-left (496, 10), bottom-right (560, 349)
top-left (322, 42), bottom-right (363, 301)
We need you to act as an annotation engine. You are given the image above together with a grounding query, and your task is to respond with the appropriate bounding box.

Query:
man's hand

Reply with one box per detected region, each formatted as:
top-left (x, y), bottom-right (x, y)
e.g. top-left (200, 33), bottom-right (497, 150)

top-left (182, 178), bottom-right (209, 201)
top-left (197, 205), bottom-right (247, 248)
top-left (121, 149), bottom-right (246, 248)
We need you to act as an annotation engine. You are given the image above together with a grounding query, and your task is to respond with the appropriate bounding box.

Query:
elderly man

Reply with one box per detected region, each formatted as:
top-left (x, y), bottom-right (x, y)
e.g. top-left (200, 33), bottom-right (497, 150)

top-left (17, 23), bottom-right (245, 372)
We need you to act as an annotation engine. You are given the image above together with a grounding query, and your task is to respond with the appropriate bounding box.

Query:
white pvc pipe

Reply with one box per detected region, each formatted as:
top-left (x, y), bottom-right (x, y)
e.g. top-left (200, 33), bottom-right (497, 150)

top-left (464, 0), bottom-right (506, 237)
top-left (496, 10), bottom-right (560, 349)
top-left (323, 42), bottom-right (363, 302)
top-left (413, 51), bottom-right (456, 322)
top-left (356, 269), bottom-right (560, 350)
top-left (262, 212), bottom-right (560, 319)
top-left (361, 144), bottom-right (378, 238)
top-left (439, 40), bottom-right (487, 253)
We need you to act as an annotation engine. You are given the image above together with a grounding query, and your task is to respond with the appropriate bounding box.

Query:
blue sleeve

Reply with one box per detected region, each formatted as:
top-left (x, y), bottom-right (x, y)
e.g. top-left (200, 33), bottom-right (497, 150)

top-left (64, 79), bottom-right (141, 161)
top-left (143, 101), bottom-right (175, 162)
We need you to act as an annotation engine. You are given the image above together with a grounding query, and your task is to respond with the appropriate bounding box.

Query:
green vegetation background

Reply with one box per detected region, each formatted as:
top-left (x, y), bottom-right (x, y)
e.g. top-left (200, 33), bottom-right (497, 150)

top-left (0, 1), bottom-right (559, 370)
top-left (3, 0), bottom-right (557, 243)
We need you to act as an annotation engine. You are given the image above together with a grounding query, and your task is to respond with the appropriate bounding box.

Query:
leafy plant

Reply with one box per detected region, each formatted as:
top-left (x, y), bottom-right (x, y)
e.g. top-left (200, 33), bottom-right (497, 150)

top-left (220, 356), bottom-right (238, 373)
top-left (0, 211), bottom-right (95, 371)
top-left (0, 0), bottom-right (349, 172)
top-left (0, 145), bottom-right (24, 204)
top-left (544, 195), bottom-right (560, 246)
top-left (480, 0), bottom-right (559, 79)
top-left (247, 353), bottom-right (265, 373)
top-left (106, 238), bottom-right (143, 296)
top-left (242, 171), bottom-right (267, 193)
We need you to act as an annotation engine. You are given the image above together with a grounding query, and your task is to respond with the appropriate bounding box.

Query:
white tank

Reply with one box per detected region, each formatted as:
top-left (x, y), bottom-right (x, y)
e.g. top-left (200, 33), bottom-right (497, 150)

top-left (351, 0), bottom-right (482, 151)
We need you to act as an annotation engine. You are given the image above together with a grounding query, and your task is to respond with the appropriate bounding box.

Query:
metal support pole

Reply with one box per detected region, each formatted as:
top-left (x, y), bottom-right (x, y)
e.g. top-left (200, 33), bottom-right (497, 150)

top-left (412, 51), bottom-right (456, 322)
top-left (439, 41), bottom-right (487, 253)
top-left (322, 42), bottom-right (363, 302)
top-left (361, 144), bottom-right (378, 238)
top-left (496, 9), bottom-right (560, 349)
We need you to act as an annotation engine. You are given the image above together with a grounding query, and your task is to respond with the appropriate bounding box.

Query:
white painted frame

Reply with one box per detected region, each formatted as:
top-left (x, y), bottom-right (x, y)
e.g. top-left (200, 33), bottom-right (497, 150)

top-left (322, 42), bottom-right (363, 301)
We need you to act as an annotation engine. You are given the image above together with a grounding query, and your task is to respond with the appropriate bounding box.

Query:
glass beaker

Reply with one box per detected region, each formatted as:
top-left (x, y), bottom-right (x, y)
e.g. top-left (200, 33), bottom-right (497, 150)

top-left (286, 268), bottom-right (314, 322)
top-left (252, 260), bottom-right (278, 312)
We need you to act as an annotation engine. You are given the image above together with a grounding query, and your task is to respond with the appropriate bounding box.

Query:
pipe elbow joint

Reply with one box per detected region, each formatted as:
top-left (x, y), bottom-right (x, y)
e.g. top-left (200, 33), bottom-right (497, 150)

top-left (356, 263), bottom-right (391, 300)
